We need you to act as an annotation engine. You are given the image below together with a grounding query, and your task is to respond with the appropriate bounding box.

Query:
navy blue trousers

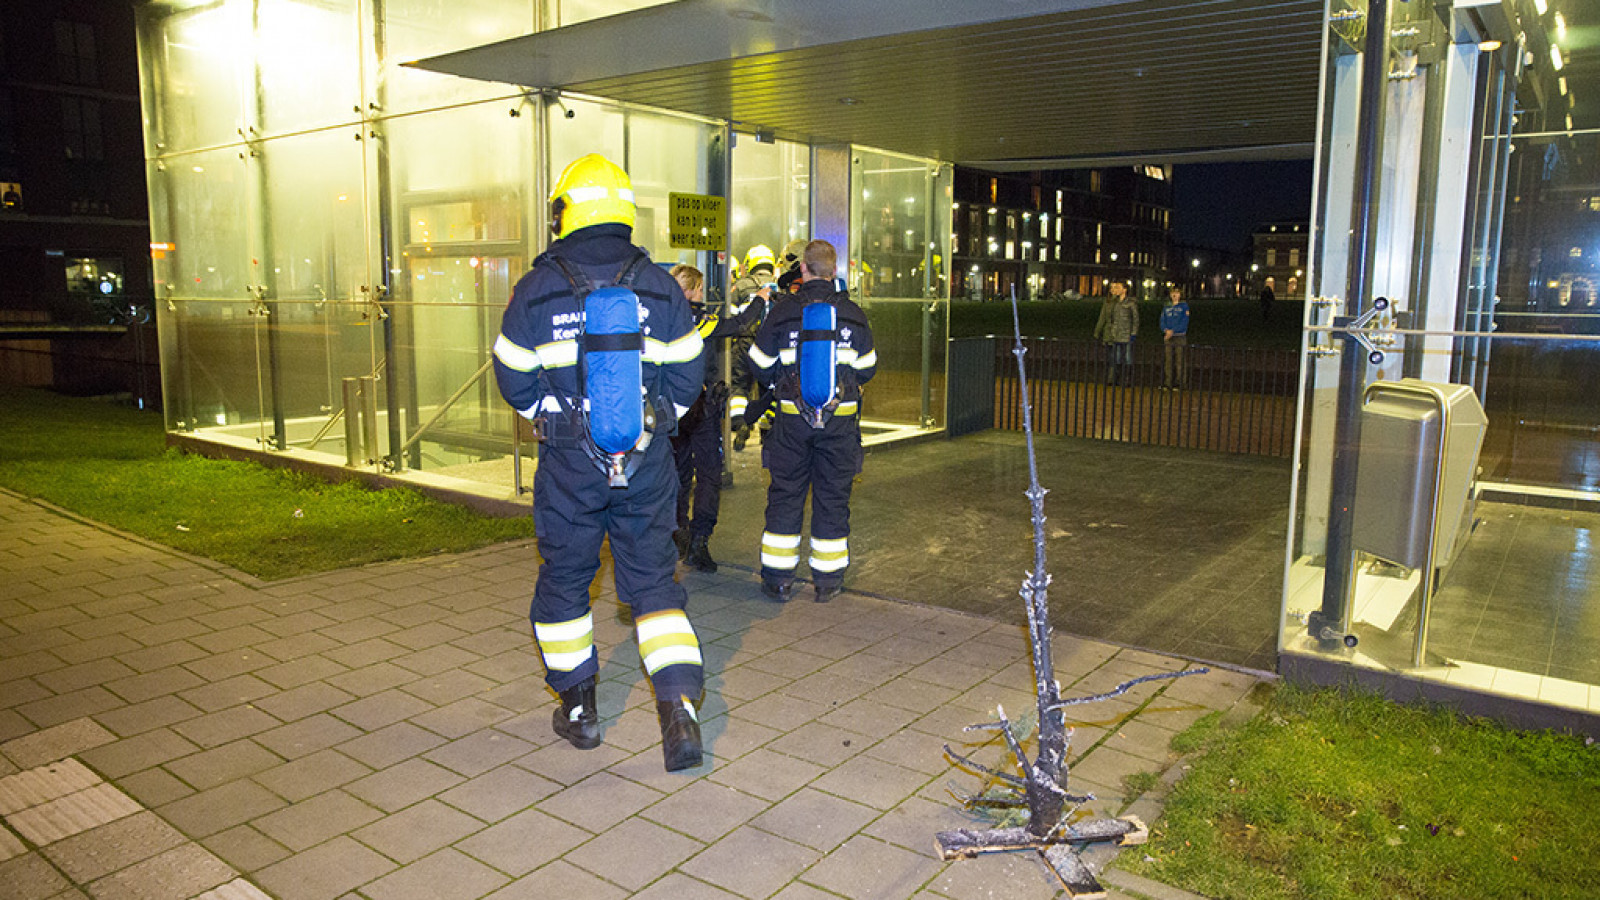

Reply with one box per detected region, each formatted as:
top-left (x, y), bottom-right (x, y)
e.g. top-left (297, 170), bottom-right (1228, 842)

top-left (672, 391), bottom-right (724, 538)
top-left (761, 412), bottom-right (862, 589)
top-left (531, 438), bottom-right (700, 699)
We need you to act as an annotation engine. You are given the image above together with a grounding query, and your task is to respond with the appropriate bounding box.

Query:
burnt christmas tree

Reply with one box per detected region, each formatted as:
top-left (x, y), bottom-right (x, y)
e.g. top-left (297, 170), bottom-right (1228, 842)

top-left (936, 293), bottom-right (1206, 897)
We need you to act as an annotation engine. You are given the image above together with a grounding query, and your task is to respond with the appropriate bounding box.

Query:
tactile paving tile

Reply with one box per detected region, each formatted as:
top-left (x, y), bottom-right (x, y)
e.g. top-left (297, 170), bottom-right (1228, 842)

top-left (0, 759), bottom-right (101, 815)
top-left (8, 782), bottom-right (141, 846)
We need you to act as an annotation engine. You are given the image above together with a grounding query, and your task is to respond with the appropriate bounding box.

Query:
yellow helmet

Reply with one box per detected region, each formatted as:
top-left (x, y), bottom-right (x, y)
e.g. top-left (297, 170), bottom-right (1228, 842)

top-left (743, 244), bottom-right (776, 275)
top-left (780, 239), bottom-right (807, 267)
top-left (550, 154), bottom-right (635, 238)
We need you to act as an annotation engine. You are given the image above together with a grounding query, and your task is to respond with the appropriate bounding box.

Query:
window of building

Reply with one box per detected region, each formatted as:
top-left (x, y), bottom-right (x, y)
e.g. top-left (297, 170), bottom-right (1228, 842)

top-left (989, 177), bottom-right (998, 203)
top-left (61, 96), bottom-right (103, 160)
top-left (65, 256), bottom-right (124, 295)
top-left (1289, 248), bottom-right (1300, 267)
top-left (54, 20), bottom-right (97, 86)
top-left (1267, 248), bottom-right (1278, 266)
top-left (1090, 170), bottom-right (1102, 193)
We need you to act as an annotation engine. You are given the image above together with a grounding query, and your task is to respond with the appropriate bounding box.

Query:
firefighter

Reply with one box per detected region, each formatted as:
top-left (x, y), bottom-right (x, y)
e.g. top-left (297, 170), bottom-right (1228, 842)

top-left (740, 238), bottom-right (810, 448)
top-left (492, 153), bottom-right (707, 772)
top-left (747, 239), bottom-right (877, 603)
top-left (727, 244), bottom-right (776, 448)
top-left (669, 264), bottom-right (767, 573)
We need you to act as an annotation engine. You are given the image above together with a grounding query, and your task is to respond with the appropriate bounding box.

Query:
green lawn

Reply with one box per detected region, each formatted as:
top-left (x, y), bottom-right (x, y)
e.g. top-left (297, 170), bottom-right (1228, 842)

top-left (1114, 683), bottom-right (1600, 900)
top-left (0, 386), bottom-right (536, 580)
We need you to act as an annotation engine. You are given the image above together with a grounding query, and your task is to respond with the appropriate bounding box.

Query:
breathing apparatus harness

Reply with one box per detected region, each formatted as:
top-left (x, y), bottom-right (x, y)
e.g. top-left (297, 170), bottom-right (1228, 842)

top-left (540, 250), bottom-right (665, 487)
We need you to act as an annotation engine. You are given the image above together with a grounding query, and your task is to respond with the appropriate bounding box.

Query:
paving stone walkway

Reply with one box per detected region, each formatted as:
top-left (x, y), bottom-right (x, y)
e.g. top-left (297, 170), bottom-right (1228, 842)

top-left (0, 488), bottom-right (1255, 899)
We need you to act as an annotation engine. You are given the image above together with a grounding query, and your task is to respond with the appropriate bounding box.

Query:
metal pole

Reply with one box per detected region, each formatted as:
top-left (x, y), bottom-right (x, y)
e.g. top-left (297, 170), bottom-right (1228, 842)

top-left (367, 0), bottom-right (406, 472)
top-left (1312, 0), bottom-right (1390, 647)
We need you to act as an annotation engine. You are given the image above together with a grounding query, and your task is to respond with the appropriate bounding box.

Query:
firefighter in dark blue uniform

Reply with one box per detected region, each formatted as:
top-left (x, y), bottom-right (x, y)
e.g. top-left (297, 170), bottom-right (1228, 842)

top-left (492, 154), bottom-right (707, 772)
top-left (670, 264), bottom-right (768, 573)
top-left (747, 239), bottom-right (877, 603)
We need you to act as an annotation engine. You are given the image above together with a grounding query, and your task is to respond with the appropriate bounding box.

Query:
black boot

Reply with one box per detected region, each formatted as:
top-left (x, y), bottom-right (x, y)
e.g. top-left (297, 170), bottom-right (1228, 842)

top-left (657, 695), bottom-right (703, 772)
top-left (552, 678), bottom-right (600, 750)
top-left (685, 535), bottom-right (718, 573)
top-left (732, 423), bottom-right (751, 452)
top-left (672, 527), bottom-right (691, 561)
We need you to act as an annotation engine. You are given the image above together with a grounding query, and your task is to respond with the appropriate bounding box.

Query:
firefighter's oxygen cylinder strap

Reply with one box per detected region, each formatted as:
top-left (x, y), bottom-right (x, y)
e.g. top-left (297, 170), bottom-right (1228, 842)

top-left (585, 332), bottom-right (643, 352)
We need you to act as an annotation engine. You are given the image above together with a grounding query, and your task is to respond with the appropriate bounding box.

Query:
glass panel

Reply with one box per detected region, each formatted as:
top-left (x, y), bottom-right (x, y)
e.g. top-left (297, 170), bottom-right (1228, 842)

top-left (386, 100), bottom-right (536, 476)
top-left (546, 98), bottom-right (715, 265)
top-left (851, 147), bottom-right (950, 438)
top-left (544, 0), bottom-right (674, 27)
top-left (624, 111), bottom-right (714, 265)
top-left (258, 127), bottom-right (379, 450)
top-left (730, 136), bottom-right (810, 282)
top-left (255, 0), bottom-right (362, 138)
top-left (136, 1), bottom-right (254, 155)
top-left (374, 0), bottom-right (536, 117)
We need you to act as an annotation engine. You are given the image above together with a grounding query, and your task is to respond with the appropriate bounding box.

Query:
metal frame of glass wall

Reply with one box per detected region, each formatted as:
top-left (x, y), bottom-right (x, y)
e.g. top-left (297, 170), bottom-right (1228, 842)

top-left (1282, 0), bottom-right (1599, 723)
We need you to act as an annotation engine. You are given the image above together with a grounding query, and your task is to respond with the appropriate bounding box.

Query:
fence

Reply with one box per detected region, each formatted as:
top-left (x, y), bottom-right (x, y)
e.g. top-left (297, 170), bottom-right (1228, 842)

top-left (951, 336), bottom-right (1299, 457)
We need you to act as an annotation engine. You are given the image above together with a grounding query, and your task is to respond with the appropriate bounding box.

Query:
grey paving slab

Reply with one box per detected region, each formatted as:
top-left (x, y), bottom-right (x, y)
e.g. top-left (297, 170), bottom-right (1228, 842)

top-left (454, 806), bottom-right (592, 878)
top-left (750, 787), bottom-right (881, 853)
top-left (164, 739), bottom-right (284, 791)
top-left (435, 764), bottom-right (560, 823)
top-left (334, 722), bottom-right (449, 770)
top-left (565, 816), bottom-right (705, 892)
top-left (253, 789), bottom-right (385, 853)
top-left (801, 834), bottom-right (945, 900)
top-left (200, 824), bottom-right (292, 873)
top-left (350, 798), bottom-right (483, 864)
top-left (157, 779), bottom-right (288, 839)
top-left (253, 835), bottom-right (397, 900)
top-left (345, 758), bottom-right (466, 813)
top-left (538, 770), bottom-right (665, 833)
top-left (479, 859), bottom-right (627, 900)
top-left (359, 847), bottom-right (510, 900)
top-left (77, 728), bottom-right (199, 779)
top-left (422, 729), bottom-right (538, 778)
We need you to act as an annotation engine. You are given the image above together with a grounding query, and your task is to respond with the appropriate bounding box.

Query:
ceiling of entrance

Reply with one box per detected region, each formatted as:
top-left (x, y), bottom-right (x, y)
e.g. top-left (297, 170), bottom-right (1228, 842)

top-left (413, 0), bottom-right (1325, 169)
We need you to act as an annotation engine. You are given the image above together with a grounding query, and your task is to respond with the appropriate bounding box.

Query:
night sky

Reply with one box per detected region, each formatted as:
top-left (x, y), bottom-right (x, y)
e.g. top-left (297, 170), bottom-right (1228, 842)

top-left (1171, 160), bottom-right (1316, 252)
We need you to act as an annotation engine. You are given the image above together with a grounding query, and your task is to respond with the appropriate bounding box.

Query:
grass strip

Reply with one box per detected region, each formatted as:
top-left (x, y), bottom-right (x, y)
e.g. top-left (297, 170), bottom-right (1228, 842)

top-left (1116, 683), bottom-right (1600, 900)
top-left (0, 386), bottom-right (535, 580)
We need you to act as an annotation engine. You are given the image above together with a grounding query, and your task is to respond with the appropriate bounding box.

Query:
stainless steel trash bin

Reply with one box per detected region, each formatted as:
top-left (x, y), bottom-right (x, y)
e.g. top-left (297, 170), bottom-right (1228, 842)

top-left (1353, 379), bottom-right (1486, 570)
top-left (1352, 378), bottom-right (1486, 665)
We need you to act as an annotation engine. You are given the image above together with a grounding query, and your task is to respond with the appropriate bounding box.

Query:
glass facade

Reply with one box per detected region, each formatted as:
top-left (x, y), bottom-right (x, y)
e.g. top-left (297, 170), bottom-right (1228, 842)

top-left (1281, 1), bottom-right (1599, 716)
top-left (137, 0), bottom-right (949, 501)
top-left (852, 148), bottom-right (952, 437)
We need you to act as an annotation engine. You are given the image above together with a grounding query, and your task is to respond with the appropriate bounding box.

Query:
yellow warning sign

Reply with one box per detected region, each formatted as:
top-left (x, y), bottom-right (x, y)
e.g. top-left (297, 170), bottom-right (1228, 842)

top-left (668, 192), bottom-right (727, 250)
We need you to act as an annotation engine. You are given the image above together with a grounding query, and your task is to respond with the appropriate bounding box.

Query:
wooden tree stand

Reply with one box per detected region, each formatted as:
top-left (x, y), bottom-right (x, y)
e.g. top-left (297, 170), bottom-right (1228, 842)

top-left (935, 816), bottom-right (1148, 898)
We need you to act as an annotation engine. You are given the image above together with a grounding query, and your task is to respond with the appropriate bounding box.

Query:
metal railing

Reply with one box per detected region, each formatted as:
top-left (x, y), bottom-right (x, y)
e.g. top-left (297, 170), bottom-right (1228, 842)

top-left (986, 337), bottom-right (1299, 457)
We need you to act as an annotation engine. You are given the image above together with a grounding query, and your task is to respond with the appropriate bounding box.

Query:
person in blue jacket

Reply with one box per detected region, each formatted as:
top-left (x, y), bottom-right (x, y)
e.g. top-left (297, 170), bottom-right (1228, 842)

top-left (492, 154), bottom-right (707, 772)
top-left (746, 240), bottom-right (877, 603)
top-left (1160, 285), bottom-right (1190, 390)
